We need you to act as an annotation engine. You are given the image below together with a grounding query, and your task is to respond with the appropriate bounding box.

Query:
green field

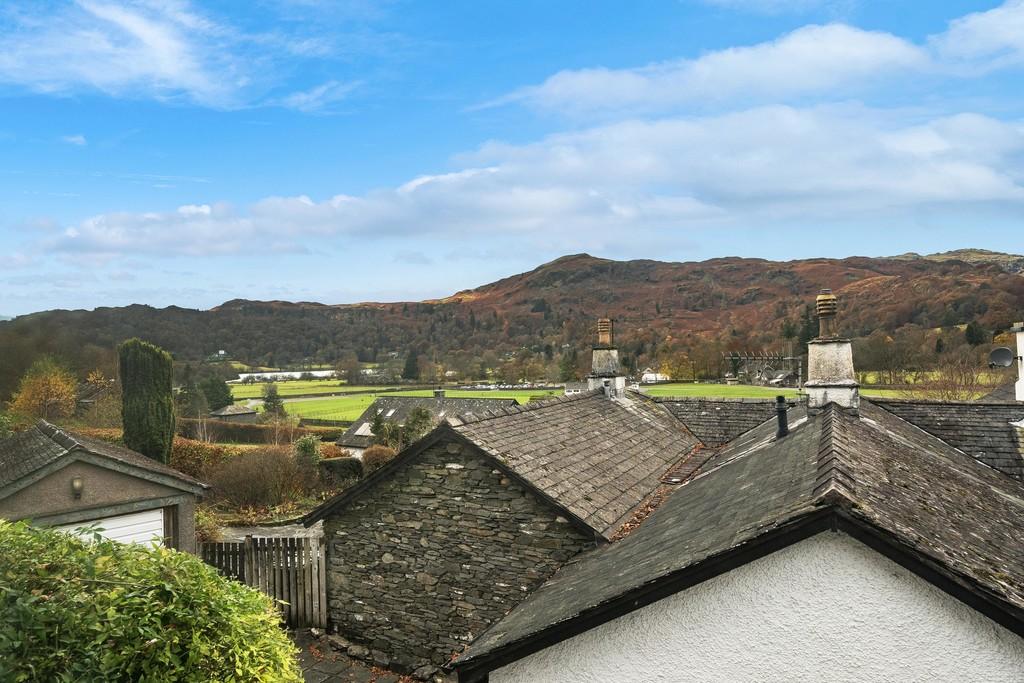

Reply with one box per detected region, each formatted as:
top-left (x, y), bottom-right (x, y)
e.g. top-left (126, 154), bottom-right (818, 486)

top-left (641, 383), bottom-right (799, 399)
top-left (642, 383), bottom-right (915, 400)
top-left (230, 380), bottom-right (400, 400)
top-left (271, 388), bottom-right (562, 422)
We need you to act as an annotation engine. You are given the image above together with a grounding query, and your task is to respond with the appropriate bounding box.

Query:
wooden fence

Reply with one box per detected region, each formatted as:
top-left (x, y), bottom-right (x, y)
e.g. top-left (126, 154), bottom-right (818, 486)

top-left (199, 536), bottom-right (327, 628)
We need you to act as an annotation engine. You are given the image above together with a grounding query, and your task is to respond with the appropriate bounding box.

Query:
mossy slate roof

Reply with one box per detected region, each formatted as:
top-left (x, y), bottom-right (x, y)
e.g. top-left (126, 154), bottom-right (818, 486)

top-left (449, 390), bottom-right (700, 538)
top-left (873, 398), bottom-right (1024, 480)
top-left (337, 395), bottom-right (519, 450)
top-left (458, 399), bottom-right (1024, 667)
top-left (656, 397), bottom-right (784, 446)
top-left (0, 420), bottom-right (205, 493)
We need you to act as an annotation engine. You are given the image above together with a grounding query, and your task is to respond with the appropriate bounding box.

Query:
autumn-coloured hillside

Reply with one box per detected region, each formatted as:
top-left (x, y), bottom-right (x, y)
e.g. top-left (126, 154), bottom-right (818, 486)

top-left (1, 252), bottom-right (1022, 399)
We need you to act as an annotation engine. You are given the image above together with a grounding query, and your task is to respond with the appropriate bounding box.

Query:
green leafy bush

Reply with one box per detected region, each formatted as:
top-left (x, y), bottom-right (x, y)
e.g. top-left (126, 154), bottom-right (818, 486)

top-left (194, 505), bottom-right (223, 543)
top-left (0, 520), bottom-right (301, 682)
top-left (294, 434), bottom-right (322, 468)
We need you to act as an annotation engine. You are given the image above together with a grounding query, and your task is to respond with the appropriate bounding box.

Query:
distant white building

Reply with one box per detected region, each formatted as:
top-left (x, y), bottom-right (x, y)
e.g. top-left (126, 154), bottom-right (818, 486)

top-left (234, 370), bottom-right (336, 383)
top-left (640, 367), bottom-right (670, 383)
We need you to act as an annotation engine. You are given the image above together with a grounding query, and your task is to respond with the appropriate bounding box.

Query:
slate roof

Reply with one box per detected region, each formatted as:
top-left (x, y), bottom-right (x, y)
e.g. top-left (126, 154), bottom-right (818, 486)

top-left (337, 395), bottom-right (519, 450)
top-left (979, 381), bottom-right (1021, 403)
top-left (448, 390), bottom-right (701, 538)
top-left (657, 397), bottom-right (784, 446)
top-left (873, 398), bottom-right (1024, 480)
top-left (456, 399), bottom-right (1024, 673)
top-left (210, 403), bottom-right (257, 417)
top-left (0, 421), bottom-right (206, 493)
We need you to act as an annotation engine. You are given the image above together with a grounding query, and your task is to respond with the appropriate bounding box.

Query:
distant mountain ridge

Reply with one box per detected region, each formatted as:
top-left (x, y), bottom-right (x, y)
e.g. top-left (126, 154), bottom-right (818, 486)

top-left (1, 250), bottom-right (1022, 400)
top-left (892, 249), bottom-right (1024, 274)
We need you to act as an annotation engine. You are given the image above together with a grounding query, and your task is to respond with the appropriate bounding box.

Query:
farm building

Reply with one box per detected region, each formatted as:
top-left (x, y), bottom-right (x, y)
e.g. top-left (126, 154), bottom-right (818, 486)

top-left (335, 391), bottom-right (518, 457)
top-left (453, 293), bottom-right (1024, 683)
top-left (0, 421), bottom-right (206, 552)
top-left (209, 403), bottom-right (259, 423)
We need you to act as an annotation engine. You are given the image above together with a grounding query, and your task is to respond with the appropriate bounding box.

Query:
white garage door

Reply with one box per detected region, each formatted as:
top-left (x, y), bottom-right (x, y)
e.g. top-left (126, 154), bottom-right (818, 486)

top-left (54, 508), bottom-right (165, 546)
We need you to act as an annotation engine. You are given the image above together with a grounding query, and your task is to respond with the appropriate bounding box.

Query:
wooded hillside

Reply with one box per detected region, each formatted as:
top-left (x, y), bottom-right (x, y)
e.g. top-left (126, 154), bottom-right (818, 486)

top-left (1, 251), bottom-right (1022, 400)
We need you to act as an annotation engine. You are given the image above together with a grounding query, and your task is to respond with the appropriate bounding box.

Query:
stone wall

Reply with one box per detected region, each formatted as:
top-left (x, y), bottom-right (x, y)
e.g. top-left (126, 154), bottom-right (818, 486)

top-left (323, 435), bottom-right (596, 671)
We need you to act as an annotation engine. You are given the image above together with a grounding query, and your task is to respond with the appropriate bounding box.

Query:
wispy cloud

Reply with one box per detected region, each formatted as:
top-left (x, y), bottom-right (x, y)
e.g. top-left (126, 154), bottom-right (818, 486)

top-left (483, 1), bottom-right (1024, 116)
top-left (0, 1), bottom-right (378, 109)
top-left (0, 1), bottom-right (237, 106)
top-left (274, 79), bottom-right (360, 112)
top-left (481, 24), bottom-right (926, 115)
top-left (42, 105), bottom-right (1024, 259)
top-left (930, 0), bottom-right (1024, 68)
top-left (60, 134), bottom-right (87, 146)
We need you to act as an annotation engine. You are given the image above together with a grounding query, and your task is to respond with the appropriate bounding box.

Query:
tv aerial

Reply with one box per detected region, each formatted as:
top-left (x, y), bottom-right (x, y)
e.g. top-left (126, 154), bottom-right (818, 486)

top-left (988, 347), bottom-right (1020, 368)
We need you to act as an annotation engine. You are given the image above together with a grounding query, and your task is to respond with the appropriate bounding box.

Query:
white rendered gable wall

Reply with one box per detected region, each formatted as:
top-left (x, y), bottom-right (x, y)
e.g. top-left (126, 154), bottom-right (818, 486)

top-left (491, 533), bottom-right (1024, 683)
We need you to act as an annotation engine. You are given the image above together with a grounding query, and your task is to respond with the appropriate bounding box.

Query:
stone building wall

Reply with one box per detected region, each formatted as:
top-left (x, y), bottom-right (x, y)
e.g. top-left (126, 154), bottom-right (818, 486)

top-left (323, 436), bottom-right (596, 671)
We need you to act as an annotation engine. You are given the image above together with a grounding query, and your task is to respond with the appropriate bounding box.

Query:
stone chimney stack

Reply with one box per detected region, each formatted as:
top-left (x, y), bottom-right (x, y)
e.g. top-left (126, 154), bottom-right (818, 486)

top-left (805, 289), bottom-right (859, 410)
top-left (1013, 322), bottom-right (1024, 402)
top-left (588, 318), bottom-right (626, 397)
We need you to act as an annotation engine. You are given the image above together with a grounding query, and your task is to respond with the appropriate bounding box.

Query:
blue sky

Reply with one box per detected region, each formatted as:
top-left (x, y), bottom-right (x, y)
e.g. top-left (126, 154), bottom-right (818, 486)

top-left (1, 1), bottom-right (1023, 315)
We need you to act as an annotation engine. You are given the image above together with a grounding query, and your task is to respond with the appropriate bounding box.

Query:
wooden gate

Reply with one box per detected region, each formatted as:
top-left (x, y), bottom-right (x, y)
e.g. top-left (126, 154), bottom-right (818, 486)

top-left (200, 536), bottom-right (327, 628)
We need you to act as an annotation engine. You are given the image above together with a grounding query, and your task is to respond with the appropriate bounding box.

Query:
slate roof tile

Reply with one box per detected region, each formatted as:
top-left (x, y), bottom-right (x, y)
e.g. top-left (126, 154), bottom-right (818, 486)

top-left (873, 399), bottom-right (1024, 480)
top-left (459, 399), bottom-right (1024, 665)
top-left (452, 390), bottom-right (701, 539)
top-left (337, 395), bottom-right (519, 449)
top-left (657, 397), bottom-right (784, 446)
top-left (0, 420), bottom-right (206, 491)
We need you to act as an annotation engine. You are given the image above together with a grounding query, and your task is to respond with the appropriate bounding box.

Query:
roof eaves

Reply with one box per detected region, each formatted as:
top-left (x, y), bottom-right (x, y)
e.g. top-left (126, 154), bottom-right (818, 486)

top-left (452, 502), bottom-right (1024, 681)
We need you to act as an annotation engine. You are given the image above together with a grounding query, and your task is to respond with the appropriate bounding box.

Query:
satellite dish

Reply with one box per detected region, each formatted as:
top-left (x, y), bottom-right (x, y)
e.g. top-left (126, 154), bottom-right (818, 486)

top-left (989, 347), bottom-right (1016, 368)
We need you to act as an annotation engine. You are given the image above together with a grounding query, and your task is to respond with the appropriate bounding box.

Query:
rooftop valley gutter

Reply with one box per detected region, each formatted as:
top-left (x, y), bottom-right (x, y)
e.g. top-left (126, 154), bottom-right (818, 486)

top-left (453, 507), bottom-right (1024, 683)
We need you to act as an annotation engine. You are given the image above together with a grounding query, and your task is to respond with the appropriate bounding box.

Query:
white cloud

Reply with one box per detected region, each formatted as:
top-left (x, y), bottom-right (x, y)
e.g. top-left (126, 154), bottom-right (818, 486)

top-left (486, 24), bottom-right (927, 116)
top-left (0, 1), bottom-right (234, 106)
top-left (45, 106), bottom-right (1024, 258)
top-left (930, 0), bottom-right (1024, 67)
top-left (61, 134), bottom-right (87, 145)
top-left (485, 2), bottom-right (1024, 117)
top-left (274, 79), bottom-right (360, 112)
top-left (0, 0), bottom-right (368, 109)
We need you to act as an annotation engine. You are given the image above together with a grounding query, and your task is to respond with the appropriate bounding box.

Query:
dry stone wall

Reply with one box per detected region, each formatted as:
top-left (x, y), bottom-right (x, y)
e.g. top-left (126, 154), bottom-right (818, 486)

top-left (323, 436), bottom-right (595, 671)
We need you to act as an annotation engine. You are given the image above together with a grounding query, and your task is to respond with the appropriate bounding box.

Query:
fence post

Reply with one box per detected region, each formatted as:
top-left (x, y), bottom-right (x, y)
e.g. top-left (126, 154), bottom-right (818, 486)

top-left (243, 535), bottom-right (254, 587)
top-left (317, 535), bottom-right (327, 628)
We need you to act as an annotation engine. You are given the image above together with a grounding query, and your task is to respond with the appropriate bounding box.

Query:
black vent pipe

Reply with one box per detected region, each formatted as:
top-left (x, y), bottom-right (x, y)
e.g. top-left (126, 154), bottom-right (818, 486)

top-left (776, 395), bottom-right (789, 438)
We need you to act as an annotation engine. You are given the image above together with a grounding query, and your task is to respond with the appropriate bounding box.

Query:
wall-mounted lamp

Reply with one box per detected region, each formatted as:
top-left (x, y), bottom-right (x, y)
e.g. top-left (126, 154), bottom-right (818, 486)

top-left (71, 477), bottom-right (84, 500)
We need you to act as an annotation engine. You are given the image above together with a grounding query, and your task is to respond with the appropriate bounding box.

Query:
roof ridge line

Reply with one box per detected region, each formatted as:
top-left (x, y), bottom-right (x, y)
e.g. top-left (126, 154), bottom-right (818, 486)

top-left (35, 419), bottom-right (81, 454)
top-left (812, 405), bottom-right (856, 506)
top-left (452, 388), bottom-right (604, 425)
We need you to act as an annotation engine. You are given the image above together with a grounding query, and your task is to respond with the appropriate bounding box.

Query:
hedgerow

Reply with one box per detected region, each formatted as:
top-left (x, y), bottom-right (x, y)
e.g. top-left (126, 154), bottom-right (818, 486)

top-left (0, 521), bottom-right (301, 682)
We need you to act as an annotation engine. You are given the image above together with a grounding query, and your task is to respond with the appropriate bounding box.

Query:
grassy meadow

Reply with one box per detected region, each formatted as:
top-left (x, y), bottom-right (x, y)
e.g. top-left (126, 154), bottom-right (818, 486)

top-left (262, 387), bottom-right (563, 422)
top-left (230, 380), bottom-right (400, 400)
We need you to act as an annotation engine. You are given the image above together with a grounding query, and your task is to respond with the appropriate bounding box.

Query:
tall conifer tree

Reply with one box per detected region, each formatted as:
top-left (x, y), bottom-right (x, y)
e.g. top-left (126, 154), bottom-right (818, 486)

top-left (119, 338), bottom-right (175, 463)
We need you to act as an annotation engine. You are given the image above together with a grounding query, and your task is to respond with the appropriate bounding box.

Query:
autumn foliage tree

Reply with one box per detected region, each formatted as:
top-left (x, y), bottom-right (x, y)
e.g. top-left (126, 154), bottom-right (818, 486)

top-left (8, 356), bottom-right (77, 421)
top-left (119, 338), bottom-right (175, 463)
